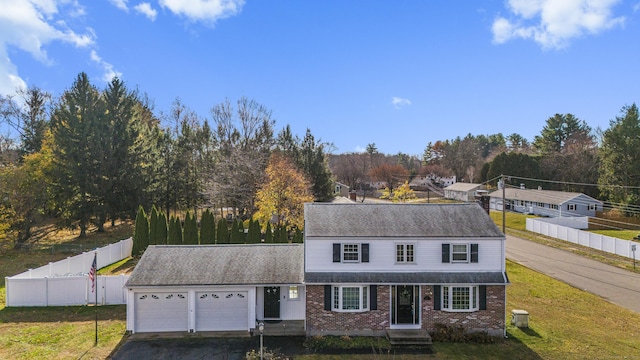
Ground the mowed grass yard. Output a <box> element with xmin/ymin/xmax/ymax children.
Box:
<box><xmin>1</xmin><ymin>218</ymin><xmax>640</xmax><ymax>359</ymax></box>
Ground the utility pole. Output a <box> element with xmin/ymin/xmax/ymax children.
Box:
<box><xmin>502</xmin><ymin>175</ymin><xmax>506</xmax><ymax>234</ymax></box>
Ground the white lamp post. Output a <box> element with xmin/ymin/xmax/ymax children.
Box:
<box><xmin>258</xmin><ymin>322</ymin><xmax>264</xmax><ymax>360</ymax></box>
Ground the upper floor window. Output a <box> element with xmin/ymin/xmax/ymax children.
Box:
<box><xmin>567</xmin><ymin>203</ymin><xmax>577</xmax><ymax>211</ymax></box>
<box><xmin>396</xmin><ymin>243</ymin><xmax>415</xmax><ymax>263</ymax></box>
<box><xmin>442</xmin><ymin>243</ymin><xmax>478</xmax><ymax>263</ymax></box>
<box><xmin>333</xmin><ymin>243</ymin><xmax>370</xmax><ymax>263</ymax></box>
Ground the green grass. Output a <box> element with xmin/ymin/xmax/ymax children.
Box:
<box><xmin>489</xmin><ymin>210</ymin><xmax>536</xmax><ymax>231</ymax></box>
<box><xmin>590</xmin><ymin>229</ymin><xmax>640</xmax><ymax>241</ymax></box>
<box><xmin>2</xmin><ymin>216</ymin><xmax>640</xmax><ymax>359</ymax></box>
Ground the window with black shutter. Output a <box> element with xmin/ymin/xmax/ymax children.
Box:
<box><xmin>471</xmin><ymin>243</ymin><xmax>479</xmax><ymax>263</ymax></box>
<box><xmin>333</xmin><ymin>243</ymin><xmax>340</xmax><ymax>263</ymax></box>
<box><xmin>433</xmin><ymin>285</ymin><xmax>441</xmax><ymax>310</ymax></box>
<box><xmin>370</xmin><ymin>285</ymin><xmax>377</xmax><ymax>310</ymax></box>
<box><xmin>361</xmin><ymin>243</ymin><xmax>369</xmax><ymax>263</ymax></box>
<box><xmin>324</xmin><ymin>285</ymin><xmax>332</xmax><ymax>310</ymax></box>
<box><xmin>441</xmin><ymin>244</ymin><xmax>450</xmax><ymax>263</ymax></box>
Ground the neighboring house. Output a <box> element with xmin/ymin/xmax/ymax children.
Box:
<box><xmin>304</xmin><ymin>203</ymin><xmax>508</xmax><ymax>337</ymax></box>
<box><xmin>125</xmin><ymin>203</ymin><xmax>508</xmax><ymax>337</ymax></box>
<box><xmin>334</xmin><ymin>182</ymin><xmax>350</xmax><ymax>198</ymax></box>
<box><xmin>125</xmin><ymin>244</ymin><xmax>305</xmax><ymax>333</ymax></box>
<box><xmin>488</xmin><ymin>188</ymin><xmax>603</xmax><ymax>218</ymax></box>
<box><xmin>444</xmin><ymin>183</ymin><xmax>486</xmax><ymax>202</ymax></box>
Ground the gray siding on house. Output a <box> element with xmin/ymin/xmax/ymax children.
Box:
<box><xmin>488</xmin><ymin>188</ymin><xmax>602</xmax><ymax>217</ymax></box>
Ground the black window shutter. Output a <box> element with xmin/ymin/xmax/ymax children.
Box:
<box><xmin>471</xmin><ymin>243</ymin><xmax>479</xmax><ymax>263</ymax></box>
<box><xmin>433</xmin><ymin>285</ymin><xmax>441</xmax><ymax>310</ymax></box>
<box><xmin>479</xmin><ymin>285</ymin><xmax>487</xmax><ymax>310</ymax></box>
<box><xmin>324</xmin><ymin>285</ymin><xmax>332</xmax><ymax>310</ymax></box>
<box><xmin>369</xmin><ymin>285</ymin><xmax>377</xmax><ymax>310</ymax></box>
<box><xmin>361</xmin><ymin>243</ymin><xmax>369</xmax><ymax>263</ymax></box>
<box><xmin>333</xmin><ymin>243</ymin><xmax>341</xmax><ymax>263</ymax></box>
<box><xmin>441</xmin><ymin>244</ymin><xmax>450</xmax><ymax>263</ymax></box>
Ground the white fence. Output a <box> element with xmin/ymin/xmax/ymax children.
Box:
<box><xmin>5</xmin><ymin>238</ymin><xmax>132</xmax><ymax>307</ymax></box>
<box><xmin>526</xmin><ymin>218</ymin><xmax>638</xmax><ymax>259</ymax></box>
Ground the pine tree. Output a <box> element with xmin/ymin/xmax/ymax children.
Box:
<box><xmin>157</xmin><ymin>210</ymin><xmax>168</xmax><ymax>245</ymax></box>
<box><xmin>149</xmin><ymin>205</ymin><xmax>159</xmax><ymax>245</ymax></box>
<box><xmin>230</xmin><ymin>220</ymin><xmax>241</xmax><ymax>243</ymax></box>
<box><xmin>168</xmin><ymin>216</ymin><xmax>183</xmax><ymax>245</ymax></box>
<box><xmin>293</xmin><ymin>227</ymin><xmax>303</xmax><ymax>243</ymax></box>
<box><xmin>216</xmin><ymin>218</ymin><xmax>229</xmax><ymax>244</ymax></box>
<box><xmin>183</xmin><ymin>211</ymin><xmax>198</xmax><ymax>245</ymax></box>
<box><xmin>264</xmin><ymin>222</ymin><xmax>274</xmax><ymax>243</ymax></box>
<box><xmin>200</xmin><ymin>209</ymin><xmax>215</xmax><ymax>244</ymax></box>
<box><xmin>133</xmin><ymin>206</ymin><xmax>149</xmax><ymax>256</ymax></box>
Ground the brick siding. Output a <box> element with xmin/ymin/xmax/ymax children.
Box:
<box><xmin>306</xmin><ymin>284</ymin><xmax>506</xmax><ymax>337</ymax></box>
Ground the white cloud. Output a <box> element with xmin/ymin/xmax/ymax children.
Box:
<box><xmin>634</xmin><ymin>2</ymin><xmax>640</xmax><ymax>12</ymax></box>
<box><xmin>108</xmin><ymin>0</ymin><xmax>129</xmax><ymax>11</ymax></box>
<box><xmin>159</xmin><ymin>0</ymin><xmax>245</xmax><ymax>24</ymax></box>
<box><xmin>135</xmin><ymin>3</ymin><xmax>157</xmax><ymax>21</ymax></box>
<box><xmin>0</xmin><ymin>0</ymin><xmax>94</xmax><ymax>95</ymax></box>
<box><xmin>90</xmin><ymin>50</ymin><xmax>121</xmax><ymax>83</ymax></box>
<box><xmin>492</xmin><ymin>0</ymin><xmax>625</xmax><ymax>49</ymax></box>
<box><xmin>391</xmin><ymin>97</ymin><xmax>412</xmax><ymax>109</ymax></box>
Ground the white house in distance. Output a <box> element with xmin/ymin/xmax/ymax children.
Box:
<box><xmin>488</xmin><ymin>187</ymin><xmax>603</xmax><ymax>217</ymax></box>
<box><xmin>125</xmin><ymin>203</ymin><xmax>508</xmax><ymax>337</ymax></box>
<box><xmin>444</xmin><ymin>183</ymin><xmax>486</xmax><ymax>202</ymax></box>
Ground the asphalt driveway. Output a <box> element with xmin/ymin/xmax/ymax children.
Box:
<box><xmin>110</xmin><ymin>336</ymin><xmax>307</xmax><ymax>360</ymax></box>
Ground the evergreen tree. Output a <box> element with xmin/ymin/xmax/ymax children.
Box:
<box><xmin>230</xmin><ymin>219</ymin><xmax>241</xmax><ymax>243</ymax></box>
<box><xmin>293</xmin><ymin>227</ymin><xmax>303</xmax><ymax>243</ymax></box>
<box><xmin>200</xmin><ymin>209</ymin><xmax>215</xmax><ymax>244</ymax></box>
<box><xmin>183</xmin><ymin>211</ymin><xmax>198</xmax><ymax>244</ymax></box>
<box><xmin>157</xmin><ymin>210</ymin><xmax>168</xmax><ymax>245</ymax></box>
<box><xmin>149</xmin><ymin>205</ymin><xmax>159</xmax><ymax>245</ymax></box>
<box><xmin>599</xmin><ymin>104</ymin><xmax>640</xmax><ymax>212</ymax></box>
<box><xmin>168</xmin><ymin>216</ymin><xmax>183</xmax><ymax>245</ymax></box>
<box><xmin>50</xmin><ymin>72</ymin><xmax>104</xmax><ymax>237</ymax></box>
<box><xmin>133</xmin><ymin>206</ymin><xmax>149</xmax><ymax>256</ymax></box>
<box><xmin>216</xmin><ymin>218</ymin><xmax>229</xmax><ymax>244</ymax></box>
<box><xmin>264</xmin><ymin>222</ymin><xmax>274</xmax><ymax>243</ymax></box>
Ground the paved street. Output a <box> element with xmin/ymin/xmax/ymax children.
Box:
<box><xmin>506</xmin><ymin>235</ymin><xmax>640</xmax><ymax>313</ymax></box>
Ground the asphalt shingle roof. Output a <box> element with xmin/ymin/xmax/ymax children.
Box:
<box><xmin>444</xmin><ymin>183</ymin><xmax>484</xmax><ymax>192</ymax></box>
<box><xmin>304</xmin><ymin>203</ymin><xmax>504</xmax><ymax>238</ymax></box>
<box><xmin>305</xmin><ymin>271</ymin><xmax>509</xmax><ymax>284</ymax></box>
<box><xmin>125</xmin><ymin>244</ymin><xmax>304</xmax><ymax>287</ymax></box>
<box><xmin>488</xmin><ymin>188</ymin><xmax>602</xmax><ymax>205</ymax></box>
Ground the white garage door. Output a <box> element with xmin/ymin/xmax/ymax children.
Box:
<box><xmin>196</xmin><ymin>291</ymin><xmax>248</xmax><ymax>331</ymax></box>
<box><xmin>135</xmin><ymin>292</ymin><xmax>188</xmax><ymax>332</ymax></box>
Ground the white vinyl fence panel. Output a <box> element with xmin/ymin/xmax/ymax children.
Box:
<box><xmin>526</xmin><ymin>218</ymin><xmax>638</xmax><ymax>260</ymax></box>
<box><xmin>5</xmin><ymin>238</ymin><xmax>132</xmax><ymax>307</ymax></box>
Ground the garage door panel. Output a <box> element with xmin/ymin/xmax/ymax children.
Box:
<box><xmin>135</xmin><ymin>292</ymin><xmax>188</xmax><ymax>332</ymax></box>
<box><xmin>196</xmin><ymin>291</ymin><xmax>248</xmax><ymax>331</ymax></box>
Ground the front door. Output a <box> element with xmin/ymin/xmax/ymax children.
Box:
<box><xmin>263</xmin><ymin>287</ymin><xmax>280</xmax><ymax>319</ymax></box>
<box><xmin>392</xmin><ymin>285</ymin><xmax>420</xmax><ymax>326</ymax></box>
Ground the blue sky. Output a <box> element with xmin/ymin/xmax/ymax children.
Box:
<box><xmin>1</xmin><ymin>1</ymin><xmax>639</xmax><ymax>156</ymax></box>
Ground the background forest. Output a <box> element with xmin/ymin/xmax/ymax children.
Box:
<box><xmin>1</xmin><ymin>73</ymin><xmax>639</xmax><ymax>248</ymax></box>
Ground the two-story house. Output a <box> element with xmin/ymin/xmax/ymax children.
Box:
<box><xmin>304</xmin><ymin>203</ymin><xmax>508</xmax><ymax>337</ymax></box>
<box><xmin>124</xmin><ymin>203</ymin><xmax>508</xmax><ymax>337</ymax></box>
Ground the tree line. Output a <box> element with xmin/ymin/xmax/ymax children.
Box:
<box><xmin>0</xmin><ymin>73</ymin><xmax>332</xmax><ymax>247</ymax></box>
<box><xmin>330</xmin><ymin>106</ymin><xmax>640</xmax><ymax>214</ymax></box>
<box><xmin>132</xmin><ymin>205</ymin><xmax>302</xmax><ymax>256</ymax></box>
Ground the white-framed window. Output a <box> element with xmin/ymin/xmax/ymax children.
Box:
<box><xmin>442</xmin><ymin>286</ymin><xmax>478</xmax><ymax>312</ymax></box>
<box><xmin>343</xmin><ymin>244</ymin><xmax>360</xmax><ymax>262</ymax></box>
<box><xmin>332</xmin><ymin>286</ymin><xmax>369</xmax><ymax>312</ymax></box>
<box><xmin>288</xmin><ymin>286</ymin><xmax>299</xmax><ymax>300</ymax></box>
<box><xmin>551</xmin><ymin>204</ymin><xmax>559</xmax><ymax>210</ymax></box>
<box><xmin>588</xmin><ymin>203</ymin><xmax>596</xmax><ymax>211</ymax></box>
<box><xmin>396</xmin><ymin>243</ymin><xmax>415</xmax><ymax>263</ymax></box>
<box><xmin>451</xmin><ymin>244</ymin><xmax>469</xmax><ymax>262</ymax></box>
<box><xmin>567</xmin><ymin>203</ymin><xmax>577</xmax><ymax>211</ymax></box>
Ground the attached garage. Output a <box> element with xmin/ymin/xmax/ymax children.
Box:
<box><xmin>134</xmin><ymin>292</ymin><xmax>188</xmax><ymax>332</ymax></box>
<box><xmin>195</xmin><ymin>291</ymin><xmax>248</xmax><ymax>331</ymax></box>
<box><xmin>125</xmin><ymin>244</ymin><xmax>304</xmax><ymax>334</ymax></box>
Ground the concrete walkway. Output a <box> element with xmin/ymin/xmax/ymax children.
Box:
<box><xmin>506</xmin><ymin>234</ymin><xmax>640</xmax><ymax>313</ymax></box>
